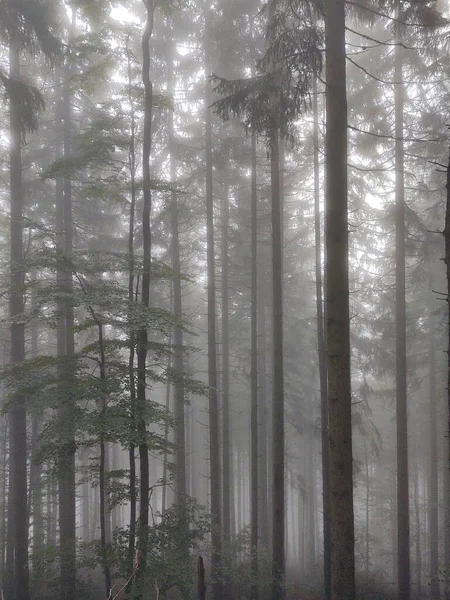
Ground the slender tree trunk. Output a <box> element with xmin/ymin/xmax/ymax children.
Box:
<box><xmin>204</xmin><ymin>9</ymin><xmax>222</xmax><ymax>598</ymax></box>
<box><xmin>96</xmin><ymin>321</ymin><xmax>112</xmax><ymax>596</ymax></box>
<box><xmin>30</xmin><ymin>414</ymin><xmax>43</xmax><ymax>564</ymax></box>
<box><xmin>100</xmin><ymin>438</ymin><xmax>112</xmax><ymax>595</ymax></box>
<box><xmin>413</xmin><ymin>452</ymin><xmax>421</xmax><ymax>599</ymax></box>
<box><xmin>104</xmin><ymin>444</ymin><xmax>112</xmax><ymax>545</ymax></box>
<box><xmin>57</xmin><ymin>50</ymin><xmax>77</xmax><ymax>600</ymax></box>
<box><xmin>82</xmin><ymin>463</ymin><xmax>90</xmax><ymax>544</ymax></box>
<box><xmin>258</xmin><ymin>289</ymin><xmax>269</xmax><ymax>552</ymax></box>
<box><xmin>126</xmin><ymin>38</ymin><xmax>138</xmax><ymax>583</ymax></box>
<box><xmin>162</xmin><ymin>340</ymin><xmax>172</xmax><ymax>514</ymax></box>
<box><xmin>135</xmin><ymin>0</ymin><xmax>155</xmax><ymax>586</ymax></box>
<box><xmin>5</xmin><ymin>444</ymin><xmax>15</xmax><ymax>597</ymax></box>
<box><xmin>307</xmin><ymin>431</ymin><xmax>316</xmax><ymax>573</ymax></box>
<box><xmin>324</xmin><ymin>2</ymin><xmax>356</xmax><ymax>599</ymax></box>
<box><xmin>45</xmin><ymin>468</ymin><xmax>52</xmax><ymax>548</ymax></box>
<box><xmin>395</xmin><ymin>39</ymin><xmax>411</xmax><ymax>600</ymax></box>
<box><xmin>270</xmin><ymin>125</ymin><xmax>285</xmax><ymax>600</ymax></box>
<box><xmin>391</xmin><ymin>467</ymin><xmax>398</xmax><ymax>585</ymax></box>
<box><xmin>237</xmin><ymin>449</ymin><xmax>242</xmax><ymax>535</ymax></box>
<box><xmin>221</xmin><ymin>174</ymin><xmax>232</xmax><ymax>600</ymax></box>
<box><xmin>364</xmin><ymin>438</ymin><xmax>370</xmax><ymax>585</ymax></box>
<box><xmin>428</xmin><ymin>290</ymin><xmax>440</xmax><ymax>599</ymax></box>
<box><xmin>313</xmin><ymin>75</ymin><xmax>331</xmax><ymax>600</ymax></box>
<box><xmin>168</xmin><ymin>45</ymin><xmax>186</xmax><ymax>504</ymax></box>
<box><xmin>30</xmin><ymin>293</ymin><xmax>44</xmax><ymax>566</ymax></box>
<box><xmin>444</xmin><ymin>145</ymin><xmax>450</xmax><ymax>600</ymax></box>
<box><xmin>250</xmin><ymin>133</ymin><xmax>259</xmax><ymax>600</ymax></box>
<box><xmin>0</xmin><ymin>418</ymin><xmax>7</xmax><ymax>582</ymax></box>
<box><xmin>111</xmin><ymin>444</ymin><xmax>119</xmax><ymax>533</ymax></box>
<box><xmin>9</xmin><ymin>34</ymin><xmax>30</xmax><ymax>600</ymax></box>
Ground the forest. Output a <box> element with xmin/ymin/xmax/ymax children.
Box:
<box><xmin>1</xmin><ymin>0</ymin><xmax>450</xmax><ymax>599</ymax></box>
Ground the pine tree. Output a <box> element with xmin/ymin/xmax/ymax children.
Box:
<box><xmin>204</xmin><ymin>8</ymin><xmax>222</xmax><ymax>597</ymax></box>
<box><xmin>2</xmin><ymin>3</ymin><xmax>59</xmax><ymax>598</ymax></box>
<box><xmin>324</xmin><ymin>1</ymin><xmax>356</xmax><ymax>599</ymax></box>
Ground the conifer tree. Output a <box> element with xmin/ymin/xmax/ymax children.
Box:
<box><xmin>324</xmin><ymin>1</ymin><xmax>356</xmax><ymax>598</ymax></box>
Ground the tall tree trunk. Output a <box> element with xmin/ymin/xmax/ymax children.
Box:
<box><xmin>364</xmin><ymin>438</ymin><xmax>370</xmax><ymax>585</ymax></box>
<box><xmin>9</xmin><ymin>34</ymin><xmax>30</xmax><ymax>600</ymax></box>
<box><xmin>307</xmin><ymin>430</ymin><xmax>316</xmax><ymax>573</ymax></box>
<box><xmin>168</xmin><ymin>42</ymin><xmax>186</xmax><ymax>504</ymax></box>
<box><xmin>81</xmin><ymin>460</ymin><xmax>90</xmax><ymax>544</ymax></box>
<box><xmin>258</xmin><ymin>288</ymin><xmax>269</xmax><ymax>551</ymax></box>
<box><xmin>162</xmin><ymin>338</ymin><xmax>172</xmax><ymax>514</ymax></box>
<box><xmin>313</xmin><ymin>75</ymin><xmax>331</xmax><ymax>600</ymax></box>
<box><xmin>428</xmin><ymin>289</ymin><xmax>440</xmax><ymax>599</ymax></box>
<box><xmin>57</xmin><ymin>47</ymin><xmax>77</xmax><ymax>600</ymax></box>
<box><xmin>96</xmin><ymin>320</ymin><xmax>112</xmax><ymax>596</ymax></box>
<box><xmin>0</xmin><ymin>417</ymin><xmax>7</xmax><ymax>582</ymax></box>
<box><xmin>5</xmin><ymin>439</ymin><xmax>15</xmax><ymax>597</ymax></box>
<box><xmin>221</xmin><ymin>175</ymin><xmax>232</xmax><ymax>600</ymax></box>
<box><xmin>270</xmin><ymin>125</ymin><xmax>285</xmax><ymax>600</ymax></box>
<box><xmin>237</xmin><ymin>449</ymin><xmax>242</xmax><ymax>535</ymax></box>
<box><xmin>324</xmin><ymin>2</ymin><xmax>356</xmax><ymax>599</ymax></box>
<box><xmin>444</xmin><ymin>145</ymin><xmax>450</xmax><ymax>600</ymax></box>
<box><xmin>126</xmin><ymin>37</ymin><xmax>138</xmax><ymax>582</ymax></box>
<box><xmin>30</xmin><ymin>290</ymin><xmax>44</xmax><ymax>567</ymax></box>
<box><xmin>395</xmin><ymin>39</ymin><xmax>411</xmax><ymax>600</ymax></box>
<box><xmin>135</xmin><ymin>0</ymin><xmax>155</xmax><ymax>586</ymax></box>
<box><xmin>204</xmin><ymin>9</ymin><xmax>222</xmax><ymax>599</ymax></box>
<box><xmin>30</xmin><ymin>414</ymin><xmax>43</xmax><ymax>566</ymax></box>
<box><xmin>250</xmin><ymin>133</ymin><xmax>259</xmax><ymax>600</ymax></box>
<box><xmin>413</xmin><ymin>451</ymin><xmax>421</xmax><ymax>599</ymax></box>
<box><xmin>111</xmin><ymin>444</ymin><xmax>119</xmax><ymax>533</ymax></box>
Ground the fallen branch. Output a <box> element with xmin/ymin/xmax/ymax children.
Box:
<box><xmin>107</xmin><ymin>552</ymin><xmax>141</xmax><ymax>600</ymax></box>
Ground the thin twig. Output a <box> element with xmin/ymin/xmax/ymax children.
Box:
<box><xmin>107</xmin><ymin>564</ymin><xmax>140</xmax><ymax>600</ymax></box>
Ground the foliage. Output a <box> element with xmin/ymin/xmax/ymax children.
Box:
<box><xmin>111</xmin><ymin>500</ymin><xmax>210</xmax><ymax>599</ymax></box>
<box><xmin>212</xmin><ymin>1</ymin><xmax>322</xmax><ymax>142</ymax></box>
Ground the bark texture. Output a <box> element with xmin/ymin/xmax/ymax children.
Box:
<box><xmin>324</xmin><ymin>2</ymin><xmax>356</xmax><ymax>599</ymax></box>
<box><xmin>205</xmin><ymin>10</ymin><xmax>222</xmax><ymax>598</ymax></box>
<box><xmin>313</xmin><ymin>75</ymin><xmax>331</xmax><ymax>600</ymax></box>
<box><xmin>57</xmin><ymin>53</ymin><xmax>77</xmax><ymax>600</ymax></box>
<box><xmin>394</xmin><ymin>40</ymin><xmax>411</xmax><ymax>600</ymax></box>
<box><xmin>136</xmin><ymin>0</ymin><xmax>155</xmax><ymax>587</ymax></box>
<box><xmin>251</xmin><ymin>133</ymin><xmax>259</xmax><ymax>600</ymax></box>
<box><xmin>270</xmin><ymin>128</ymin><xmax>285</xmax><ymax>600</ymax></box>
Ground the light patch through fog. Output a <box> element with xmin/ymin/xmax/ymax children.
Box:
<box><xmin>110</xmin><ymin>5</ymin><xmax>140</xmax><ymax>24</ymax></box>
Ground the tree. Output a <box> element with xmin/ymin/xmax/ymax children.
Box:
<box><xmin>312</xmin><ymin>74</ymin><xmax>331</xmax><ymax>600</ymax></box>
<box><xmin>2</xmin><ymin>3</ymin><xmax>59</xmax><ymax>598</ymax></box>
<box><xmin>324</xmin><ymin>1</ymin><xmax>356</xmax><ymax>599</ymax></box>
<box><xmin>250</xmin><ymin>131</ymin><xmax>259</xmax><ymax>600</ymax></box>
<box><xmin>135</xmin><ymin>0</ymin><xmax>156</xmax><ymax>590</ymax></box>
<box><xmin>56</xmin><ymin>14</ymin><xmax>77</xmax><ymax>599</ymax></box>
<box><xmin>270</xmin><ymin>113</ymin><xmax>284</xmax><ymax>600</ymax></box>
<box><xmin>204</xmin><ymin>8</ymin><xmax>222</xmax><ymax>598</ymax></box>
<box><xmin>168</xmin><ymin>34</ymin><xmax>186</xmax><ymax>506</ymax></box>
<box><xmin>445</xmin><ymin>143</ymin><xmax>450</xmax><ymax>600</ymax></box>
<box><xmin>428</xmin><ymin>279</ymin><xmax>439</xmax><ymax>599</ymax></box>
<box><xmin>394</xmin><ymin>37</ymin><xmax>410</xmax><ymax>600</ymax></box>
<box><xmin>9</xmin><ymin>33</ymin><xmax>30</xmax><ymax>600</ymax></box>
<box><xmin>212</xmin><ymin>5</ymin><xmax>321</xmax><ymax>596</ymax></box>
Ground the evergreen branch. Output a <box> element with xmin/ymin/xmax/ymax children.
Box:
<box><xmin>0</xmin><ymin>70</ymin><xmax>45</xmax><ymax>138</ymax></box>
<box><xmin>345</xmin><ymin>0</ymin><xmax>448</xmax><ymax>28</ymax></box>
<box><xmin>345</xmin><ymin>26</ymin><xmax>418</xmax><ymax>49</ymax></box>
<box><xmin>348</xmin><ymin>124</ymin><xmax>444</xmax><ymax>143</ymax></box>
<box><xmin>346</xmin><ymin>56</ymin><xmax>396</xmax><ymax>85</ymax></box>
